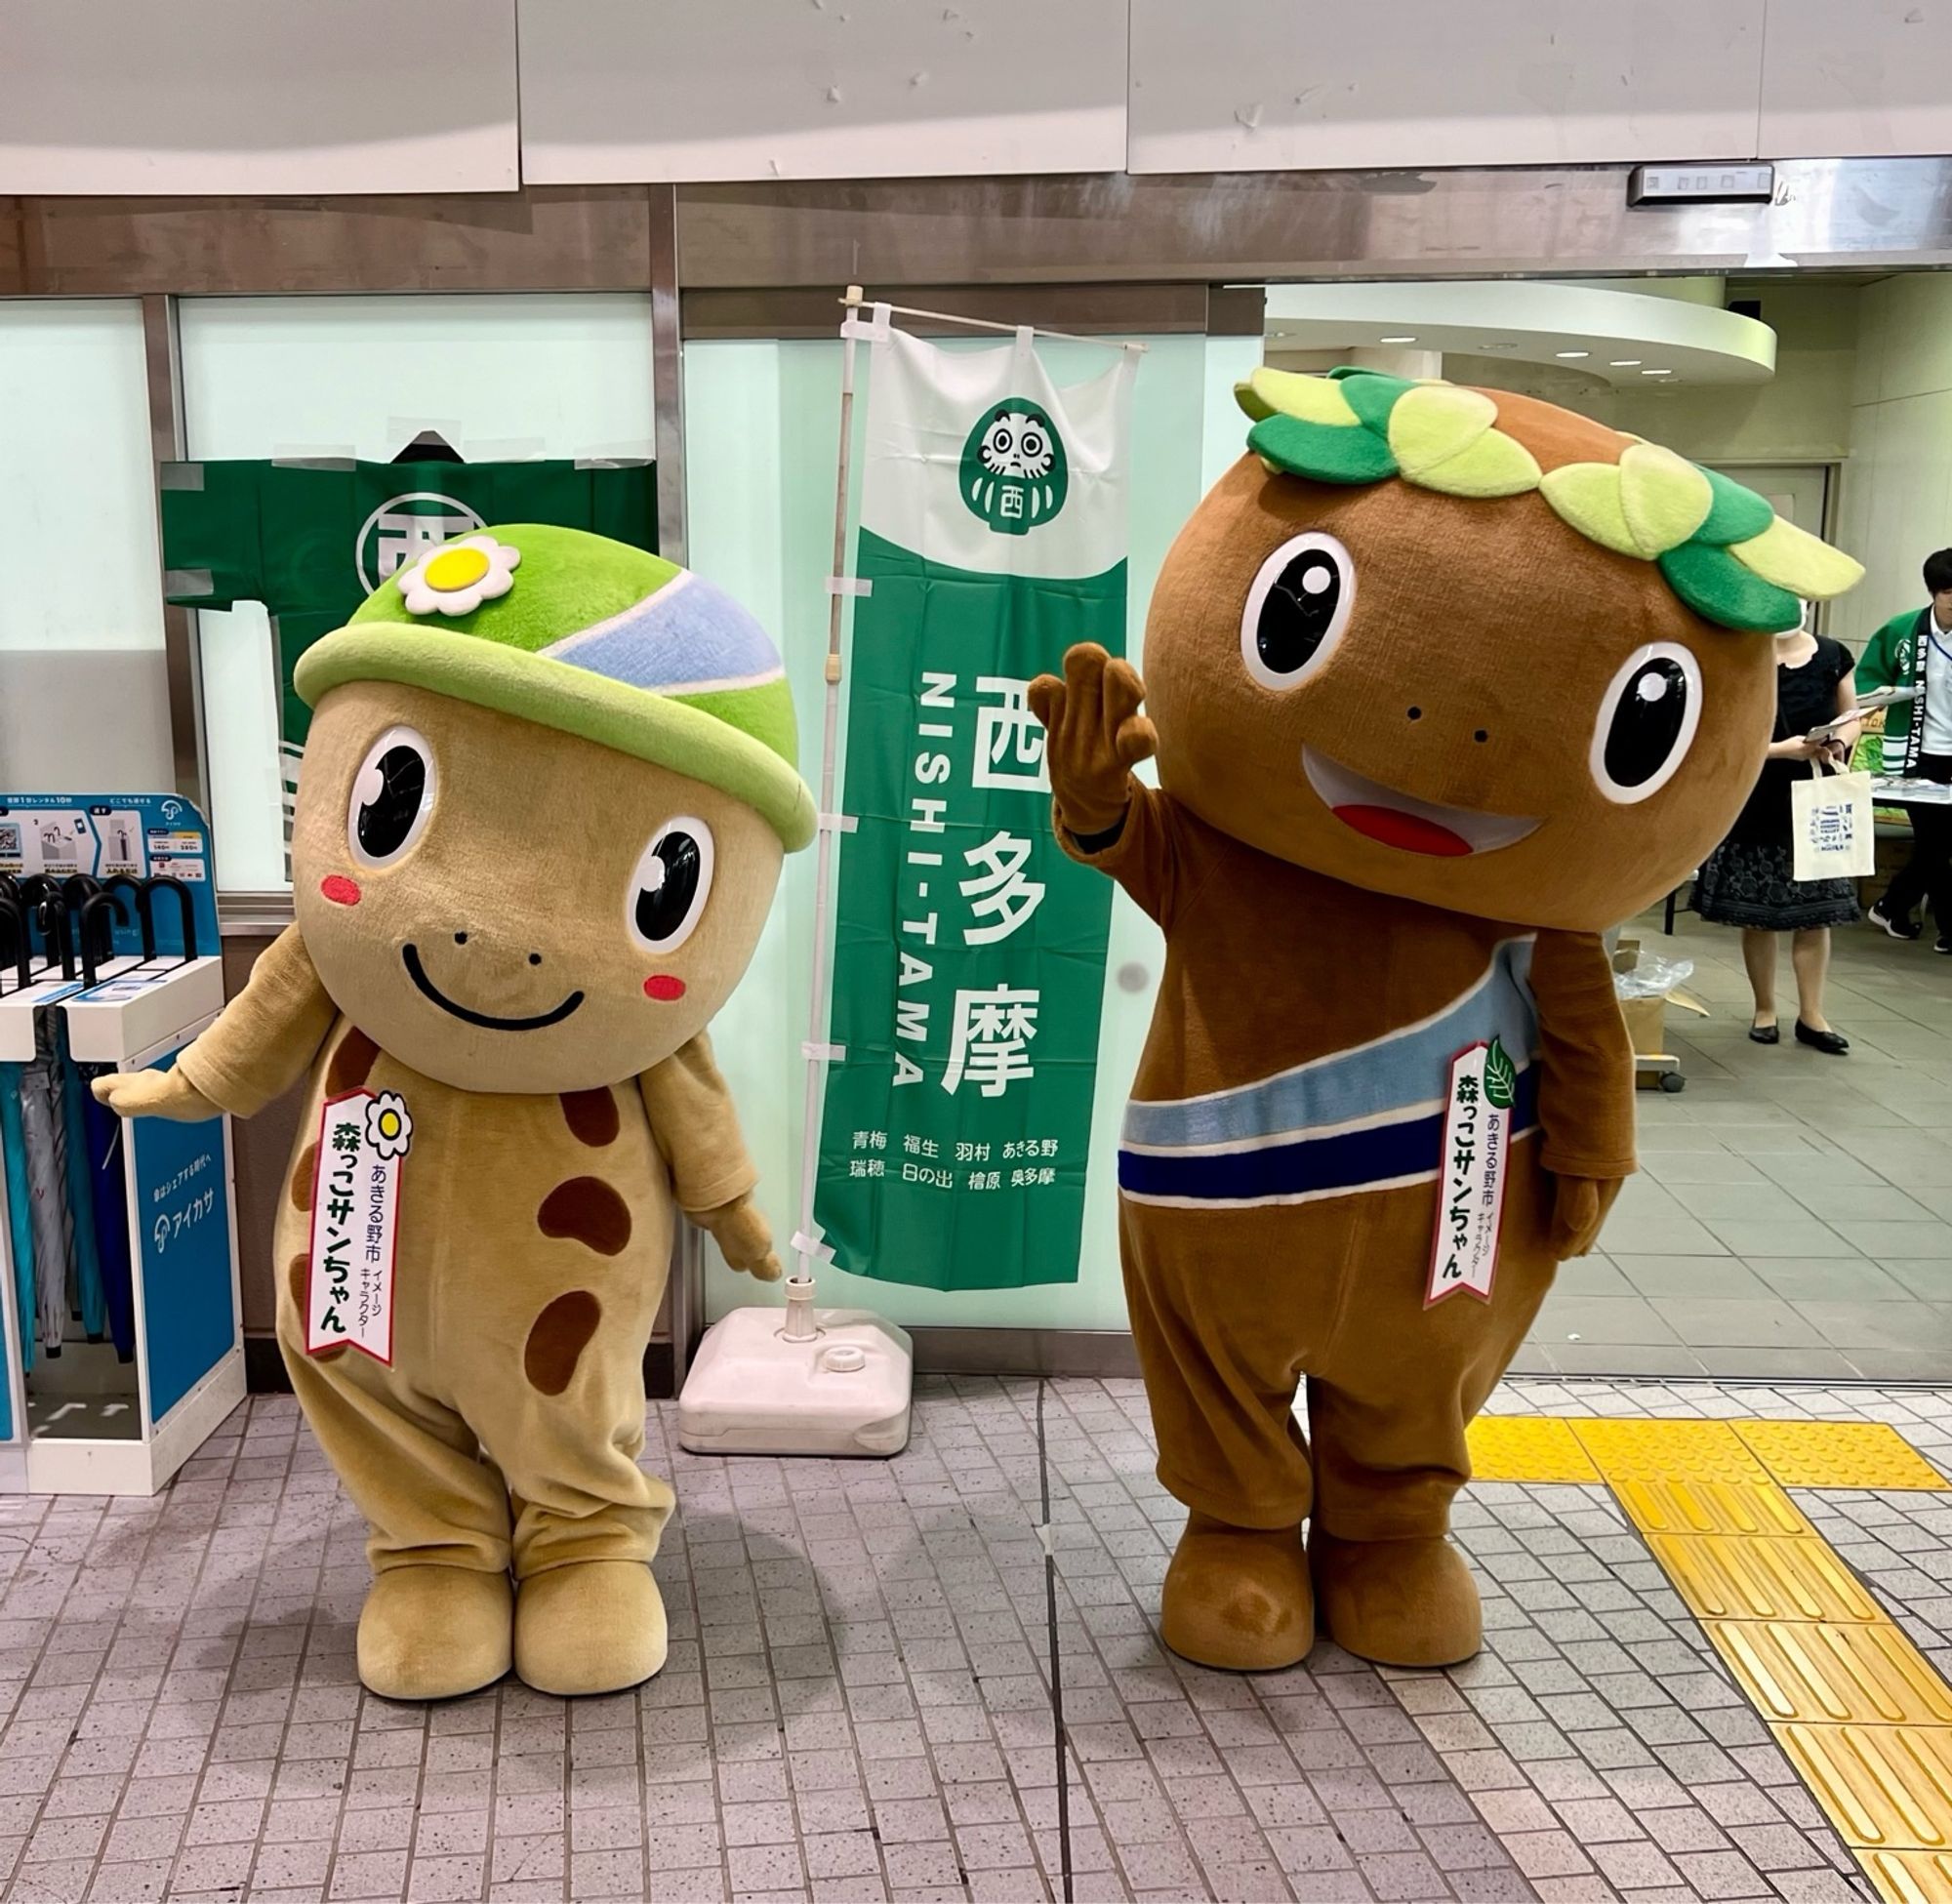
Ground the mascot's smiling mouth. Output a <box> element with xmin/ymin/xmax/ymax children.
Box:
<box><xmin>1301</xmin><ymin>749</ymin><xmax>1540</xmax><ymax>858</ymax></box>
<box><xmin>401</xmin><ymin>944</ymin><xmax>586</xmax><ymax>1032</ymax></box>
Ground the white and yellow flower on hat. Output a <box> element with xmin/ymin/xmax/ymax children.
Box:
<box><xmin>396</xmin><ymin>535</ymin><xmax>521</xmax><ymax>618</ymax></box>
<box><xmin>364</xmin><ymin>1091</ymin><xmax>413</xmax><ymax>1160</ymax></box>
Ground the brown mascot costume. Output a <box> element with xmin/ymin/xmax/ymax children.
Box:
<box><xmin>98</xmin><ymin>526</ymin><xmax>810</xmax><ymax>1701</ymax></box>
<box><xmin>1030</xmin><ymin>369</ymin><xmax>1862</xmax><ymax>1672</ymax></box>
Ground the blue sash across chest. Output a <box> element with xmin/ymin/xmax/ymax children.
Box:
<box><xmin>1118</xmin><ymin>937</ymin><xmax>1541</xmax><ymax>1209</ymax></box>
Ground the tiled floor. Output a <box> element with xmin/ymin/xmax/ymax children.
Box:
<box><xmin>7</xmin><ymin>909</ymin><xmax>1952</xmax><ymax>1903</ymax></box>
<box><xmin>1522</xmin><ymin>904</ymin><xmax>1952</xmax><ymax>1384</ymax></box>
<box><xmin>4</xmin><ymin>1376</ymin><xmax>1950</xmax><ymax>1904</ymax></box>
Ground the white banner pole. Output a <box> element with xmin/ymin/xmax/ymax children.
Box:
<box><xmin>788</xmin><ymin>285</ymin><xmax>872</xmax><ymax>1311</ymax></box>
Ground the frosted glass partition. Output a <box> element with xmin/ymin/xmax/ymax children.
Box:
<box><xmin>0</xmin><ymin>301</ymin><xmax>171</xmax><ymax>791</ymax></box>
<box><xmin>179</xmin><ymin>293</ymin><xmax>657</xmax><ymax>892</ymax></box>
<box><xmin>688</xmin><ymin>332</ymin><xmax>1258</xmax><ymax>1331</ymax></box>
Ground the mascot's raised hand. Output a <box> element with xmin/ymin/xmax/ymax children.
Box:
<box><xmin>1028</xmin><ymin>643</ymin><xmax>1156</xmax><ymax>838</ymax></box>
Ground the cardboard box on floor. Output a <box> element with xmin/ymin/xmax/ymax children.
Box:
<box><xmin>1612</xmin><ymin>935</ymin><xmax>1710</xmax><ymax>1088</ymax></box>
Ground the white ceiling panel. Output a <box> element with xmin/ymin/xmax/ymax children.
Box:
<box><xmin>1761</xmin><ymin>0</ymin><xmax>1952</xmax><ymax>158</ymax></box>
<box><xmin>0</xmin><ymin>0</ymin><xmax>518</xmax><ymax>196</ymax></box>
<box><xmin>1127</xmin><ymin>0</ymin><xmax>1766</xmax><ymax>174</ymax></box>
<box><xmin>518</xmin><ymin>0</ymin><xmax>1126</xmax><ymax>183</ymax></box>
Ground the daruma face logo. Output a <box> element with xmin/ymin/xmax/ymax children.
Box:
<box><xmin>961</xmin><ymin>400</ymin><xmax>1068</xmax><ymax>536</ymax></box>
<box><xmin>354</xmin><ymin>493</ymin><xmax>486</xmax><ymax>592</ymax></box>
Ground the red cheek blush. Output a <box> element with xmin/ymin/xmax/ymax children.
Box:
<box><xmin>644</xmin><ymin>974</ymin><xmax>686</xmax><ymax>1001</ymax></box>
<box><xmin>320</xmin><ymin>875</ymin><xmax>362</xmax><ymax>907</ymax></box>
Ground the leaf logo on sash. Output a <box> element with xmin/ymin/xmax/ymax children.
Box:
<box><xmin>960</xmin><ymin>399</ymin><xmax>1069</xmax><ymax>537</ymax></box>
<box><xmin>1483</xmin><ymin>1036</ymin><xmax>1517</xmax><ymax>1112</ymax></box>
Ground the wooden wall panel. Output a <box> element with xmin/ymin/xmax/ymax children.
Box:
<box><xmin>0</xmin><ymin>188</ymin><xmax>652</xmax><ymax>297</ymax></box>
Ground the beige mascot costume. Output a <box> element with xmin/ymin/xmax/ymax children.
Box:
<box><xmin>99</xmin><ymin>526</ymin><xmax>811</xmax><ymax>1700</ymax></box>
<box><xmin>1030</xmin><ymin>370</ymin><xmax>1862</xmax><ymax>1673</ymax></box>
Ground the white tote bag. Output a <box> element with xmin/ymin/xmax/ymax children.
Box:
<box><xmin>1790</xmin><ymin>756</ymin><xmax>1876</xmax><ymax>881</ymax></box>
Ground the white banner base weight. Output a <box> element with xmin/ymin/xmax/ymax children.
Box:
<box><xmin>676</xmin><ymin>1306</ymin><xmax>913</xmax><ymax>1459</ymax></box>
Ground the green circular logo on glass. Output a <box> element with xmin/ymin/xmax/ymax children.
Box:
<box><xmin>960</xmin><ymin>400</ymin><xmax>1068</xmax><ymax>537</ymax></box>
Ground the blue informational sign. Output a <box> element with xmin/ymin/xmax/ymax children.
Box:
<box><xmin>132</xmin><ymin>1049</ymin><xmax>234</xmax><ymax>1424</ymax></box>
<box><xmin>0</xmin><ymin>793</ymin><xmax>218</xmax><ymax>960</ymax></box>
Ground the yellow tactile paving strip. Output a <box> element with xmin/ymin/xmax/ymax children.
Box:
<box><xmin>1734</xmin><ymin>1419</ymin><xmax>1952</xmax><ymax>1492</ymax></box>
<box><xmin>1463</xmin><ymin>1414</ymin><xmax>1600</xmax><ymax>1483</ymax></box>
<box><xmin>1466</xmin><ymin>1414</ymin><xmax>1952</xmax><ymax>1902</ymax></box>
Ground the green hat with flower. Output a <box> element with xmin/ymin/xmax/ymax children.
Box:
<box><xmin>295</xmin><ymin>523</ymin><xmax>815</xmax><ymax>849</ymax></box>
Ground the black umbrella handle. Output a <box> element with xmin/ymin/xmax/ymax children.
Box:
<box><xmin>144</xmin><ymin>876</ymin><xmax>198</xmax><ymax>963</ymax></box>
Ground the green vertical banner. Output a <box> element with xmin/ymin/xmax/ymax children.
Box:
<box><xmin>158</xmin><ymin>458</ymin><xmax>656</xmax><ymax>866</ymax></box>
<box><xmin>815</xmin><ymin>325</ymin><xmax>1138</xmax><ymax>1290</ymax></box>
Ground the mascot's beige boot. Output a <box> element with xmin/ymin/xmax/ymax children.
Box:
<box><xmin>358</xmin><ymin>1565</ymin><xmax>513</xmax><ymax>1701</ymax></box>
<box><xmin>515</xmin><ymin>1560</ymin><xmax>668</xmax><ymax>1696</ymax></box>
<box><xmin>1159</xmin><ymin>1513</ymin><xmax>1315</xmax><ymax>1672</ymax></box>
<box><xmin>1312</xmin><ymin>1531</ymin><xmax>1482</xmax><ymax>1669</ymax></box>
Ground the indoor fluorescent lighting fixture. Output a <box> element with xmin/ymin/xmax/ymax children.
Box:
<box><xmin>1555</xmin><ymin>350</ymin><xmax>1590</xmax><ymax>359</ymax></box>
<box><xmin>1379</xmin><ymin>335</ymin><xmax>1417</xmax><ymax>344</ymax></box>
<box><xmin>1610</xmin><ymin>359</ymin><xmax>1642</xmax><ymax>367</ymax></box>
<box><xmin>1641</xmin><ymin>368</ymin><xmax>1673</xmax><ymax>377</ymax></box>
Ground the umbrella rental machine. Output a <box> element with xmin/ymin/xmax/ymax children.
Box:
<box><xmin>0</xmin><ymin>793</ymin><xmax>243</xmax><ymax>1495</ymax></box>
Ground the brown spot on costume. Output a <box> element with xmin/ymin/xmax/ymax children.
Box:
<box><xmin>325</xmin><ymin>1026</ymin><xmax>380</xmax><ymax>1095</ymax></box>
<box><xmin>560</xmin><ymin>1087</ymin><xmax>621</xmax><ymax>1148</ymax></box>
<box><xmin>525</xmin><ymin>1292</ymin><xmax>602</xmax><ymax>1395</ymax></box>
<box><xmin>289</xmin><ymin>1141</ymin><xmax>318</xmax><ymax>1212</ymax></box>
<box><xmin>538</xmin><ymin>1178</ymin><xmax>632</xmax><ymax>1256</ymax></box>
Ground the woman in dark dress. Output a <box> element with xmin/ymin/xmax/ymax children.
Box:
<box><xmin>1692</xmin><ymin>613</ymin><xmax>1861</xmax><ymax>1054</ymax></box>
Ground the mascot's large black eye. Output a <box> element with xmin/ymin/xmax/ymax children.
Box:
<box><xmin>346</xmin><ymin>727</ymin><xmax>436</xmax><ymax>867</ymax></box>
<box><xmin>1590</xmin><ymin>644</ymin><xmax>1703</xmax><ymax>805</ymax></box>
<box><xmin>626</xmin><ymin>817</ymin><xmax>716</xmax><ymax>956</ymax></box>
<box><xmin>1240</xmin><ymin>531</ymin><xmax>1355</xmax><ymax>691</ymax></box>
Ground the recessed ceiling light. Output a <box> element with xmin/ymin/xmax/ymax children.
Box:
<box><xmin>1609</xmin><ymin>359</ymin><xmax>1642</xmax><ymax>367</ymax></box>
<box><xmin>1641</xmin><ymin>367</ymin><xmax>1673</xmax><ymax>377</ymax></box>
<box><xmin>1379</xmin><ymin>335</ymin><xmax>1417</xmax><ymax>344</ymax></box>
<box><xmin>1555</xmin><ymin>349</ymin><xmax>1591</xmax><ymax>359</ymax></box>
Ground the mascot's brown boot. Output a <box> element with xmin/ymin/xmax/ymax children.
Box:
<box><xmin>515</xmin><ymin>1560</ymin><xmax>668</xmax><ymax>1696</ymax></box>
<box><xmin>358</xmin><ymin>1564</ymin><xmax>512</xmax><ymax>1701</ymax></box>
<box><xmin>1159</xmin><ymin>1513</ymin><xmax>1315</xmax><ymax>1672</ymax></box>
<box><xmin>1312</xmin><ymin>1531</ymin><xmax>1482</xmax><ymax>1668</ymax></box>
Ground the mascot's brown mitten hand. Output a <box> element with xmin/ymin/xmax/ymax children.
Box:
<box><xmin>1028</xmin><ymin>642</ymin><xmax>1156</xmax><ymax>838</ymax></box>
<box><xmin>1548</xmin><ymin>1175</ymin><xmax>1622</xmax><ymax>1259</ymax></box>
<box><xmin>697</xmin><ymin>1194</ymin><xmax>785</xmax><ymax>1281</ymax></box>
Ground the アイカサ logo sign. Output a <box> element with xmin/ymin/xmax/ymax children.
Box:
<box><xmin>960</xmin><ymin>400</ymin><xmax>1068</xmax><ymax>536</ymax></box>
<box><xmin>354</xmin><ymin>493</ymin><xmax>486</xmax><ymax>592</ymax></box>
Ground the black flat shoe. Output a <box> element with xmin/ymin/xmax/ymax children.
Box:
<box><xmin>1795</xmin><ymin>1020</ymin><xmax>1850</xmax><ymax>1055</ymax></box>
<box><xmin>1749</xmin><ymin>1022</ymin><xmax>1779</xmax><ymax>1044</ymax></box>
